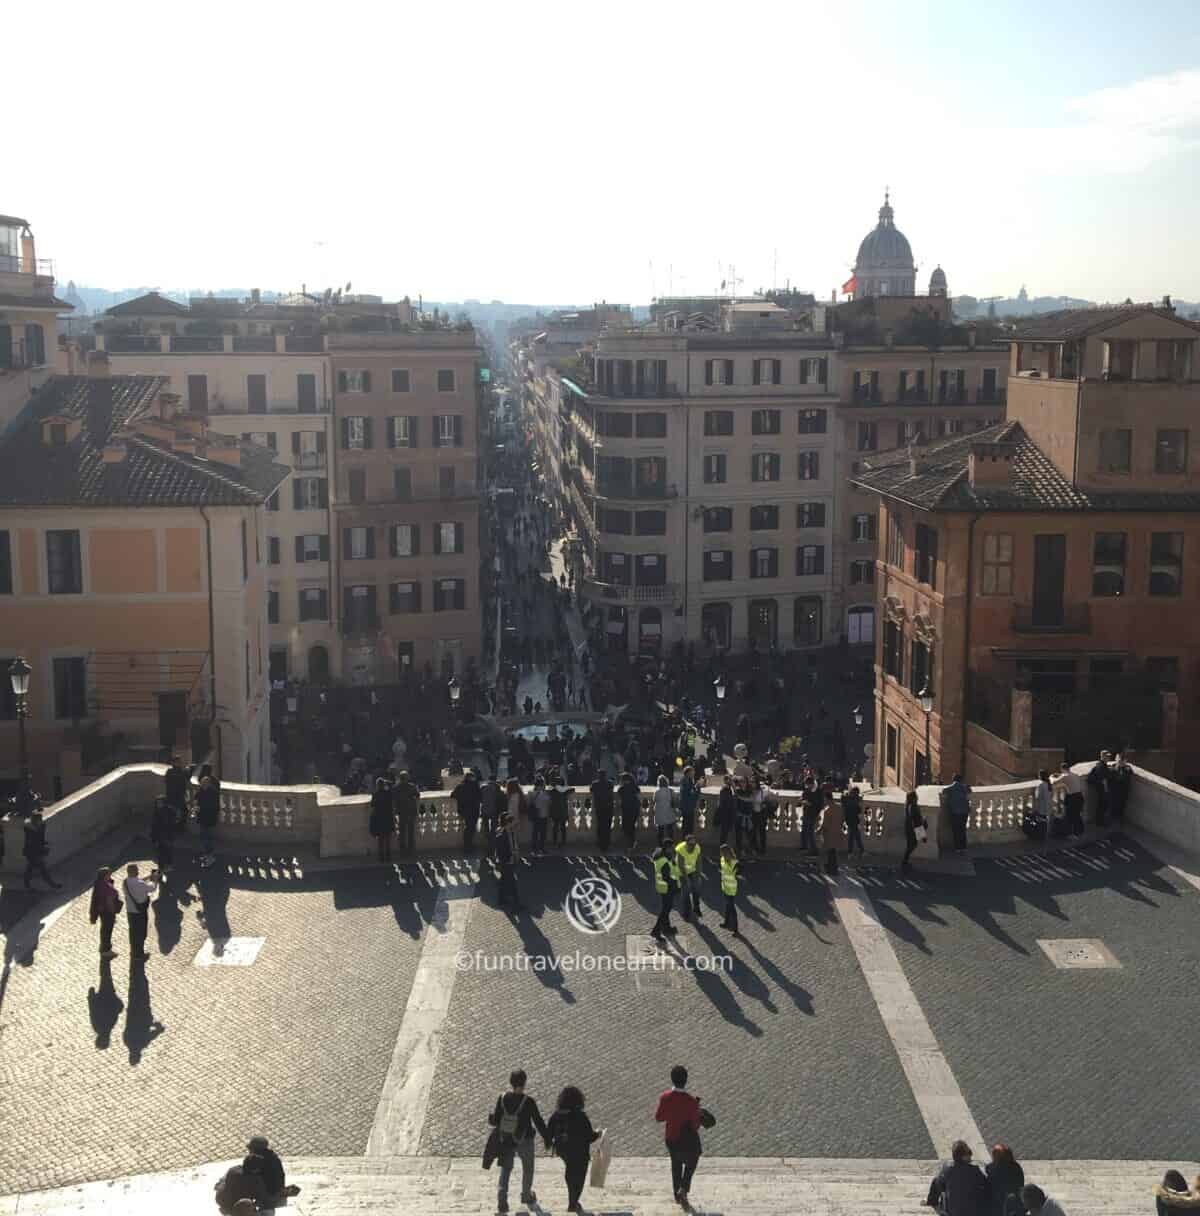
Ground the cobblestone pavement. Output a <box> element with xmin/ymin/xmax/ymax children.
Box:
<box><xmin>869</xmin><ymin>833</ymin><xmax>1200</xmax><ymax>1160</ymax></box>
<box><xmin>419</xmin><ymin>854</ymin><xmax>933</xmax><ymax>1160</ymax></box>
<box><xmin>0</xmin><ymin>848</ymin><xmax>438</xmax><ymax>1195</ymax></box>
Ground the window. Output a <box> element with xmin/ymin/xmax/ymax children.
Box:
<box><xmin>704</xmin><ymin>358</ymin><xmax>734</xmax><ymax>386</ymax></box>
<box><xmin>299</xmin><ymin>587</ymin><xmax>328</xmax><ymax>620</ymax></box>
<box><xmin>797</xmin><ymin>502</ymin><xmax>826</xmax><ymax>529</ymax></box>
<box><xmin>187</xmin><ymin>374</ymin><xmax>208</xmax><ymax>412</ymax></box>
<box><xmin>1149</xmin><ymin>532</ymin><xmax>1183</xmax><ymax>596</ymax></box>
<box><xmin>797</xmin><ymin>451</ymin><xmax>820</xmax><ymax>480</ymax></box>
<box><xmin>887</xmin><ymin>514</ymin><xmax>905</xmax><ymax>569</ymax></box>
<box><xmin>48</xmin><ymin>422</ymin><xmax>67</xmax><ymax>446</ymax></box>
<box><xmin>635</xmin><ymin>412</ymin><xmax>667</xmax><ymax>438</ymax></box>
<box><xmin>914</xmin><ymin>524</ymin><xmax>938</xmax><ymax>588</ymax></box>
<box><xmin>849</xmin><ymin>558</ymin><xmax>874</xmax><ymax>585</ymax></box>
<box><xmin>794</xmin><ymin>597</ymin><xmax>822</xmax><ymax>645</ymax></box>
<box><xmin>751</xmin><ymin>452</ymin><xmax>780</xmax><ymax>482</ymax></box>
<box><xmin>886</xmin><ymin>723</ymin><xmax>898</xmax><ymax>772</ymax></box>
<box><xmin>751</xmin><ymin>409</ymin><xmax>781</xmax><ymax>435</ymax></box>
<box><xmin>53</xmin><ymin>656</ymin><xmax>87</xmax><ymax>720</ymax></box>
<box><xmin>268</xmin><ymin>536</ymin><xmax>281</xmax><ymax>566</ymax></box>
<box><xmin>901</xmin><ymin>420</ymin><xmax>925</xmax><ymax>446</ymax></box>
<box><xmin>434</xmin><ymin>522</ymin><xmax>465</xmax><ymax>555</ymax></box>
<box><xmin>349</xmin><ymin>468</ymin><xmax>366</xmax><ymax>504</ymax></box>
<box><xmin>0</xmin><ymin>530</ymin><xmax>10</xmax><ymax>594</ymax></box>
<box><xmin>342</xmin><ymin>416</ymin><xmax>373</xmax><ymax>450</ymax></box>
<box><xmin>296</xmin><ymin>534</ymin><xmax>329</xmax><ymax>563</ymax></box>
<box><xmin>851</xmin><ymin>513</ymin><xmax>877</xmax><ymax>544</ymax></box>
<box><xmin>241</xmin><ymin>520</ymin><xmax>249</xmax><ymax>582</ymax></box>
<box><xmin>635</xmin><ymin>510</ymin><xmax>667</xmax><ymax>536</ymax></box>
<box><xmin>337</xmin><ymin>370</ymin><xmax>372</xmax><ymax>393</ymax></box>
<box><xmin>344</xmin><ymin>526</ymin><xmax>374</xmax><ymax>560</ymax></box>
<box><xmin>750</xmin><ymin>547</ymin><xmax>778</xmax><ymax>578</ymax></box>
<box><xmin>46</xmin><ymin>530</ymin><xmax>82</xmax><ymax>594</ymax></box>
<box><xmin>883</xmin><ymin>620</ymin><xmax>902</xmax><ymax>679</ymax></box>
<box><xmin>1098</xmin><ymin>428</ymin><xmax>1132</xmax><ymax>474</ymax></box>
<box><xmin>1146</xmin><ymin>656</ymin><xmax>1180</xmax><ymax>692</ymax></box>
<box><xmin>434</xmin><ymin>578</ymin><xmax>466</xmax><ymax>610</ymax></box>
<box><xmin>344</xmin><ymin>584</ymin><xmax>379</xmax><ymax>631</ymax></box>
<box><xmin>247</xmin><ymin>374</ymin><xmax>267</xmax><ymax>411</ymax></box>
<box><xmin>910</xmin><ymin>639</ymin><xmax>934</xmax><ymax>696</ymax></box>
<box><xmin>597</xmin><ymin>412</ymin><xmax>633</xmax><ymax>437</ymax></box>
<box><xmin>799</xmin><ymin>357</ymin><xmax>828</xmax><ymax>385</ymax></box>
<box><xmin>1156</xmin><ymin>429</ymin><xmax>1189</xmax><ymax>474</ymax></box>
<box><xmin>297</xmin><ymin>373</ymin><xmax>318</xmax><ymax>413</ymax></box>
<box><xmin>394</xmin><ymin>467</ymin><xmax>412</xmax><ymax>501</ymax></box>
<box><xmin>635</xmin><ymin>553</ymin><xmax>666</xmax><ymax>585</ymax></box>
<box><xmin>390</xmin><ymin>524</ymin><xmax>419</xmax><ymax>557</ymax></box>
<box><xmin>600</xmin><ymin>552</ymin><xmax>631</xmax><ymax>585</ymax></box>
<box><xmin>852</xmin><ymin>370</ymin><xmax>879</xmax><ymax>402</ymax></box>
<box><xmin>703</xmin><ymin>507</ymin><xmax>732</xmax><ymax>533</ymax></box>
<box><xmin>796</xmin><ymin>544</ymin><xmax>825</xmax><ymax>576</ymax></box>
<box><xmin>981</xmin><ymin>533</ymin><xmax>1013</xmax><ymax>595</ymax></box>
<box><xmin>847</xmin><ymin>604</ymin><xmax>875</xmax><ymax>645</ymax></box>
<box><xmin>753</xmin><ymin>358</ymin><xmax>782</xmax><ymax>386</ymax></box>
<box><xmin>703</xmin><ymin>410</ymin><xmax>733</xmax><ymax>436</ymax></box>
<box><xmin>937</xmin><ymin>418</ymin><xmax>964</xmax><ymax>438</ymax></box>
<box><xmin>597</xmin><ymin>455</ymin><xmax>632</xmax><ymax>495</ymax></box>
<box><xmin>267</xmin><ymin>589</ymin><xmax>280</xmax><ymax>625</ymax></box>
<box><xmin>438</xmin><ymin>465</ymin><xmax>456</xmax><ymax>497</ymax></box>
<box><xmin>599</xmin><ymin>508</ymin><xmax>632</xmax><ymax>534</ymax></box>
<box><xmin>437</xmin><ymin>369</ymin><xmax>456</xmax><ymax>392</ymax></box>
<box><xmin>387</xmin><ymin>416</ymin><xmax>418</xmax><ymax>448</ymax></box>
<box><xmin>391</xmin><ymin>369</ymin><xmax>411</xmax><ymax>393</ymax></box>
<box><xmin>390</xmin><ymin>581</ymin><xmax>421</xmax><ymax>614</ymax></box>
<box><xmin>798</xmin><ymin>408</ymin><xmax>827</xmax><ymax>434</ymax></box>
<box><xmin>937</xmin><ymin>368</ymin><xmax>966</xmax><ymax>403</ymax></box>
<box><xmin>703</xmin><ymin>550</ymin><xmax>732</xmax><ymax>581</ymax></box>
<box><xmin>703</xmin><ymin>453</ymin><xmax>727</xmax><ymax>484</ymax></box>
<box><xmin>435</xmin><ymin>414</ymin><xmax>464</xmax><ymax>447</ymax></box>
<box><xmin>634</xmin><ymin>457</ymin><xmax>666</xmax><ymax>495</ymax></box>
<box><xmin>750</xmin><ymin>504</ymin><xmax>779</xmax><ymax>531</ymax></box>
<box><xmin>291</xmin><ymin>430</ymin><xmax>325</xmax><ymax>468</ymax></box>
<box><xmin>1092</xmin><ymin>532</ymin><xmax>1126</xmax><ymax>596</ymax></box>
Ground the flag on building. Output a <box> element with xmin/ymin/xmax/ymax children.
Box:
<box><xmin>841</xmin><ymin>275</ymin><xmax>857</xmax><ymax>297</ymax></box>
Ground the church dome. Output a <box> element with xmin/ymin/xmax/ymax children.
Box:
<box><xmin>929</xmin><ymin>265</ymin><xmax>947</xmax><ymax>295</ymax></box>
<box><xmin>855</xmin><ymin>193</ymin><xmax>914</xmax><ymax>271</ymax></box>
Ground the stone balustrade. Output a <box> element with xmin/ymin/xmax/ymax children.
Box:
<box><xmin>1</xmin><ymin>759</ymin><xmax>1189</xmax><ymax>877</ymax></box>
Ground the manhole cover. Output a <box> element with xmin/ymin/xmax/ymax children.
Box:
<box><xmin>1037</xmin><ymin>938</ymin><xmax>1120</xmax><ymax>969</ymax></box>
<box><xmin>194</xmin><ymin>936</ymin><xmax>265</xmax><ymax>967</ymax></box>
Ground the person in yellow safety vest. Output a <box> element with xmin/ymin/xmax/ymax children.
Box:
<box><xmin>650</xmin><ymin>838</ymin><xmax>680</xmax><ymax>943</ymax></box>
<box><xmin>674</xmin><ymin>835</ymin><xmax>703</xmax><ymax>921</ymax></box>
<box><xmin>719</xmin><ymin>844</ymin><xmax>740</xmax><ymax>934</ymax></box>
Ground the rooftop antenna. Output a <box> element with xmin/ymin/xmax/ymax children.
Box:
<box><xmin>773</xmin><ymin>249</ymin><xmax>778</xmax><ymax>293</ymax></box>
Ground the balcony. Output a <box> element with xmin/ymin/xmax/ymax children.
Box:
<box><xmin>852</xmin><ymin>386</ymin><xmax>882</xmax><ymax>404</ymax></box>
<box><xmin>233</xmin><ymin>335</ymin><xmax>275</xmax><ymax>352</ymax></box>
<box><xmin>594</xmin><ymin>483</ymin><xmax>676</xmax><ymax>501</ymax></box>
<box><xmin>294</xmin><ymin>451</ymin><xmax>327</xmax><ymax>471</ymax></box>
<box><xmin>172</xmin><ymin>335</ymin><xmax>223</xmax><ymax>353</ymax></box>
<box><xmin>898</xmin><ymin>388</ymin><xmax>930</xmax><ymax>404</ymax></box>
<box><xmin>1011</xmin><ymin>603</ymin><xmax>1091</xmax><ymax>634</ymax></box>
<box><xmin>285</xmin><ymin>334</ymin><xmax>324</xmax><ymax>353</ymax></box>
<box><xmin>581</xmin><ymin>578</ymin><xmax>679</xmax><ymax>604</ymax></box>
<box><xmin>935</xmin><ymin>388</ymin><xmax>968</xmax><ymax>405</ymax></box>
<box><xmin>107</xmin><ymin>334</ymin><xmax>162</xmax><ymax>353</ymax></box>
<box><xmin>976</xmin><ymin>388</ymin><xmax>1006</xmax><ymax>406</ymax></box>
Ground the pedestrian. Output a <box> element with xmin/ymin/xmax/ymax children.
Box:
<box><xmin>678</xmin><ymin>766</ymin><xmax>699</xmax><ymax>837</ymax></box>
<box><xmin>122</xmin><ymin>863</ymin><xmax>160</xmax><ymax>962</ymax></box>
<box><xmin>800</xmin><ymin>778</ymin><xmax>822</xmax><ymax>856</ymax></box>
<box><xmin>244</xmin><ymin>1136</ymin><xmax>302</xmax><ymax>1206</ymax></box>
<box><xmin>842</xmin><ymin>784</ymin><xmax>865</xmax><ymax>860</ymax></box>
<box><xmin>1055</xmin><ymin>763</ymin><xmax>1084</xmax><ymax>838</ymax></box>
<box><xmin>451</xmin><ymin>768</ymin><xmax>482</xmax><ymax>853</ymax></box>
<box><xmin>750</xmin><ymin>782</ymin><xmax>768</xmax><ymax>855</ymax></box>
<box><xmin>89</xmin><ymin>866</ymin><xmax>122</xmax><ymax>959</ymax></box>
<box><xmin>529</xmin><ymin>776</ymin><xmax>550</xmax><ymax>856</ymax></box>
<box><xmin>618</xmin><ymin>771</ymin><xmax>641</xmax><ymax>850</ymax></box>
<box><xmin>650</xmin><ymin>839</ymin><xmax>679</xmax><ymax>942</ymax></box>
<box><xmin>984</xmin><ymin>1143</ymin><xmax>1025</xmax><ymax>1216</ymax></box>
<box><xmin>1087</xmin><ymin>751</ymin><xmax>1111</xmax><ymax>827</ymax></box>
<box><xmin>941</xmin><ymin>773</ymin><xmax>973</xmax><ymax>854</ymax></box>
<box><xmin>655</xmin><ymin>1064</ymin><xmax>703</xmax><ymax>1209</ymax></box>
<box><xmin>164</xmin><ymin>755</ymin><xmax>191</xmax><ymax>832</ymax></box>
<box><xmin>925</xmin><ymin>1140</ymin><xmax>988</xmax><ymax>1216</ymax></box>
<box><xmin>1153</xmin><ymin>1170</ymin><xmax>1198</xmax><ymax>1215</ymax></box>
<box><xmin>674</xmin><ymin>833</ymin><xmax>702</xmax><ymax>921</ymax></box>
<box><xmin>1108</xmin><ymin>752</ymin><xmax>1132</xmax><ymax>821</ymax></box>
<box><xmin>590</xmin><ymin>771</ymin><xmax>614</xmax><ymax>851</ymax></box>
<box><xmin>653</xmin><ymin>774</ymin><xmax>677</xmax><ymax>845</ymax></box>
<box><xmin>902</xmin><ymin>790</ymin><xmax>924</xmax><ymax>870</ymax></box>
<box><xmin>549</xmin><ymin>774</ymin><xmax>570</xmax><ymax>849</ymax></box>
<box><xmin>393</xmin><ymin>770</ymin><xmax>421</xmax><ymax>855</ymax></box>
<box><xmin>820</xmin><ymin>789</ymin><xmax>843</xmax><ymax>877</ymax></box>
<box><xmin>214</xmin><ymin>1154</ymin><xmax>271</xmax><ymax>1215</ymax></box>
<box><xmin>494</xmin><ymin>812</ymin><xmax>522</xmax><ymax>911</ymax></box>
<box><xmin>370</xmin><ymin>777</ymin><xmax>396</xmax><ymax>863</ymax></box>
<box><xmin>490</xmin><ymin>1068</ymin><xmax>549</xmax><ymax>1214</ymax></box>
<box><xmin>1020</xmin><ymin>1183</ymin><xmax>1068</xmax><ymax>1216</ymax></box>
<box><xmin>718</xmin><ymin>844</ymin><xmax>740</xmax><ymax>933</ymax></box>
<box><xmin>480</xmin><ymin>775</ymin><xmax>502</xmax><ymax>858</ymax></box>
<box><xmin>22</xmin><ymin>807</ymin><xmax>61</xmax><ymax>889</ymax></box>
<box><xmin>195</xmin><ymin>773</ymin><xmax>221</xmax><ymax>867</ymax></box>
<box><xmin>150</xmin><ymin>795</ymin><xmax>176</xmax><ymax>874</ymax></box>
<box><xmin>715</xmin><ymin>776</ymin><xmax>736</xmax><ymax>847</ymax></box>
<box><xmin>545</xmin><ymin>1086</ymin><xmax>601</xmax><ymax>1215</ymax></box>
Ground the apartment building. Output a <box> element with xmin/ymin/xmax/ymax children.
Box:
<box><xmin>328</xmin><ymin>327</ymin><xmax>485</xmax><ymax>681</ymax></box>
<box><xmin>852</xmin><ymin>304</ymin><xmax>1200</xmax><ymax>787</ymax></box>
<box><xmin>0</xmin><ymin>355</ymin><xmax>288</xmax><ymax>795</ymax></box>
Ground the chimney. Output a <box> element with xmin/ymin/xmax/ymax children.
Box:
<box><xmin>968</xmin><ymin>442</ymin><xmax>1018</xmax><ymax>488</ymax></box>
<box><xmin>85</xmin><ymin>350</ymin><xmax>113</xmax><ymax>440</ymax></box>
<box><xmin>101</xmin><ymin>437</ymin><xmax>130</xmax><ymax>495</ymax></box>
<box><xmin>908</xmin><ymin>444</ymin><xmax>931</xmax><ymax>476</ymax></box>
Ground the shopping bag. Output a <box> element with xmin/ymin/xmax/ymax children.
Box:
<box><xmin>589</xmin><ymin>1129</ymin><xmax>612</xmax><ymax>1188</ymax></box>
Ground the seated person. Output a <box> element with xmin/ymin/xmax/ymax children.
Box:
<box><xmin>214</xmin><ymin>1155</ymin><xmax>269</xmax><ymax>1214</ymax></box>
<box><xmin>246</xmin><ymin>1135</ymin><xmax>301</xmax><ymax>1203</ymax></box>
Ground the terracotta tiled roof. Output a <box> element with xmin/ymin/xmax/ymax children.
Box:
<box><xmin>0</xmin><ymin>376</ymin><xmax>289</xmax><ymax>508</ymax></box>
<box><xmin>0</xmin><ymin>292</ymin><xmax>74</xmax><ymax>311</ymax></box>
<box><xmin>105</xmin><ymin>291</ymin><xmax>190</xmax><ymax>317</ymax></box>
<box><xmin>1009</xmin><ymin>305</ymin><xmax>1199</xmax><ymax>341</ymax></box>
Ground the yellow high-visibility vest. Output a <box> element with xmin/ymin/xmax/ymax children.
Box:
<box><xmin>675</xmin><ymin>841</ymin><xmax>701</xmax><ymax>875</ymax></box>
<box><xmin>720</xmin><ymin>856</ymin><xmax>739</xmax><ymax>896</ymax></box>
<box><xmin>653</xmin><ymin>853</ymin><xmax>678</xmax><ymax>893</ymax></box>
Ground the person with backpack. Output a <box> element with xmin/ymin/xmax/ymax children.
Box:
<box><xmin>490</xmin><ymin>1068</ymin><xmax>549</xmax><ymax>1214</ymax></box>
<box><xmin>545</xmin><ymin>1086</ymin><xmax>601</xmax><ymax>1215</ymax></box>
<box><xmin>655</xmin><ymin>1064</ymin><xmax>703</xmax><ymax>1210</ymax></box>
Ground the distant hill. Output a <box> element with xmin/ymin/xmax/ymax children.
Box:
<box><xmin>62</xmin><ymin>284</ymin><xmax>284</xmax><ymax>316</ymax></box>
<box><xmin>955</xmin><ymin>290</ymin><xmax>1200</xmax><ymax>321</ymax></box>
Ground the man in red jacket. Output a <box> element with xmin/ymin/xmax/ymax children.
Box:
<box><xmin>654</xmin><ymin>1064</ymin><xmax>702</xmax><ymax>1208</ymax></box>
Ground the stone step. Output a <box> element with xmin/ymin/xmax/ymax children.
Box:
<box><xmin>4</xmin><ymin>1156</ymin><xmax>1182</xmax><ymax>1215</ymax></box>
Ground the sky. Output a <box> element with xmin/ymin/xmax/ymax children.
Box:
<box><xmin>11</xmin><ymin>0</ymin><xmax>1200</xmax><ymax>306</ymax></box>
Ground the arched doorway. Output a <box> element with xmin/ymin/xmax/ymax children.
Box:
<box><xmin>701</xmin><ymin>602</ymin><xmax>731</xmax><ymax>651</ymax></box>
<box><xmin>748</xmin><ymin>599</ymin><xmax>777</xmax><ymax>648</ymax></box>
<box><xmin>307</xmin><ymin>644</ymin><xmax>330</xmax><ymax>683</ymax></box>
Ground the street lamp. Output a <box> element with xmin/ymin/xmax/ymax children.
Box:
<box><xmin>448</xmin><ymin>676</ymin><xmax>461</xmax><ymax>705</ymax></box>
<box><xmin>9</xmin><ymin>656</ymin><xmax>32</xmax><ymax>807</ymax></box>
<box><xmin>713</xmin><ymin>676</ymin><xmax>726</xmax><ymax>702</ymax></box>
<box><xmin>918</xmin><ymin>681</ymin><xmax>933</xmax><ymax>783</ymax></box>
<box><xmin>853</xmin><ymin>705</ymin><xmax>864</xmax><ymax>729</ymax></box>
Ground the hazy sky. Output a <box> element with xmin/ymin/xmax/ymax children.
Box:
<box><xmin>14</xmin><ymin>0</ymin><xmax>1200</xmax><ymax>305</ymax></box>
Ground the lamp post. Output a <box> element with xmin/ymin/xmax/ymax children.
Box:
<box><xmin>852</xmin><ymin>704</ymin><xmax>864</xmax><ymax>780</ymax></box>
<box><xmin>448</xmin><ymin>677</ymin><xmax>461</xmax><ymax>719</ymax></box>
<box><xmin>918</xmin><ymin>682</ymin><xmax>933</xmax><ymax>784</ymax></box>
<box><xmin>9</xmin><ymin>657</ymin><xmax>32</xmax><ymax>809</ymax></box>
